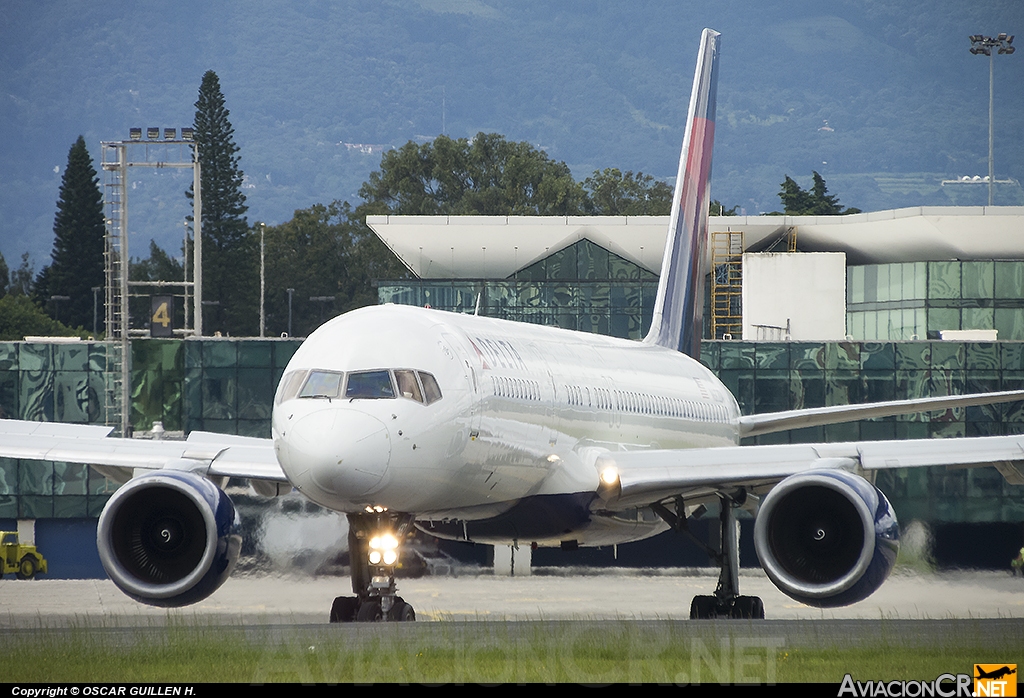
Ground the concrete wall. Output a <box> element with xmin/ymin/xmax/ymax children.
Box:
<box><xmin>742</xmin><ymin>252</ymin><xmax>847</xmax><ymax>341</ymax></box>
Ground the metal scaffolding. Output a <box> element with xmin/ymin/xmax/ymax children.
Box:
<box><xmin>101</xmin><ymin>133</ymin><xmax>202</xmax><ymax>435</ymax></box>
<box><xmin>710</xmin><ymin>231</ymin><xmax>744</xmax><ymax>340</ymax></box>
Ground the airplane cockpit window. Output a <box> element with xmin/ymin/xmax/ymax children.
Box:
<box><xmin>418</xmin><ymin>371</ymin><xmax>442</xmax><ymax>404</ymax></box>
<box><xmin>276</xmin><ymin>369</ymin><xmax>309</xmax><ymax>404</ymax></box>
<box><xmin>298</xmin><ymin>370</ymin><xmax>344</xmax><ymax>399</ymax></box>
<box><xmin>394</xmin><ymin>370</ymin><xmax>424</xmax><ymax>403</ymax></box>
<box><xmin>345</xmin><ymin>370</ymin><xmax>396</xmax><ymax>399</ymax></box>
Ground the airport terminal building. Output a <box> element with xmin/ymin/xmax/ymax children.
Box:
<box><xmin>1</xmin><ymin>206</ymin><xmax>1023</xmax><ymax>577</ymax></box>
<box><xmin>368</xmin><ymin>207</ymin><xmax>1024</xmax><ymax>345</ymax></box>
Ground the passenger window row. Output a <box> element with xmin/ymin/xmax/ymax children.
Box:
<box><xmin>560</xmin><ymin>382</ymin><xmax>728</xmax><ymax>422</ymax></box>
<box><xmin>491</xmin><ymin>376</ymin><xmax>541</xmax><ymax>401</ymax></box>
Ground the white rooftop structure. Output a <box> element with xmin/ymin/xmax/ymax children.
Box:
<box><xmin>366</xmin><ymin>206</ymin><xmax>1024</xmax><ymax>279</ymax></box>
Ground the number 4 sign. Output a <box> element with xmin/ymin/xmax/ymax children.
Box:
<box><xmin>151</xmin><ymin>296</ymin><xmax>173</xmax><ymax>337</ymax></box>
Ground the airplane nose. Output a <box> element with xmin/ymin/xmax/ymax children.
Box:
<box><xmin>285</xmin><ymin>408</ymin><xmax>392</xmax><ymax>499</ymax></box>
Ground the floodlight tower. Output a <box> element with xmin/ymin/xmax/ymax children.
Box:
<box><xmin>969</xmin><ymin>33</ymin><xmax>1016</xmax><ymax>206</ymax></box>
<box><xmin>101</xmin><ymin>127</ymin><xmax>201</xmax><ymax>435</ymax></box>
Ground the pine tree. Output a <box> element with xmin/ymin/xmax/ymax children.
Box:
<box><xmin>36</xmin><ymin>136</ymin><xmax>105</xmax><ymax>329</ymax></box>
<box><xmin>777</xmin><ymin>172</ymin><xmax>861</xmax><ymax>216</ymax></box>
<box><xmin>0</xmin><ymin>252</ymin><xmax>8</xmax><ymax>299</ymax></box>
<box><xmin>189</xmin><ymin>70</ymin><xmax>254</xmax><ymax>336</ymax></box>
<box><xmin>778</xmin><ymin>175</ymin><xmax>814</xmax><ymax>215</ymax></box>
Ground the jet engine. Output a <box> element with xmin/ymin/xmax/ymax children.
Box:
<box><xmin>96</xmin><ymin>470</ymin><xmax>242</xmax><ymax>607</ymax></box>
<box><xmin>753</xmin><ymin>468</ymin><xmax>899</xmax><ymax>608</ymax></box>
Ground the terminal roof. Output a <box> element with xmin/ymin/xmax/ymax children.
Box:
<box><xmin>366</xmin><ymin>207</ymin><xmax>1024</xmax><ymax>279</ymax></box>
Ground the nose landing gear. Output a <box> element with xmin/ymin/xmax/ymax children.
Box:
<box><xmin>329</xmin><ymin>510</ymin><xmax>417</xmax><ymax>622</ymax></box>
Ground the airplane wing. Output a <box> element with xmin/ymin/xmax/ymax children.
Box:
<box><xmin>737</xmin><ymin>389</ymin><xmax>1024</xmax><ymax>438</ymax></box>
<box><xmin>596</xmin><ymin>389</ymin><xmax>1024</xmax><ymax>509</ymax></box>
<box><xmin>0</xmin><ymin>419</ymin><xmax>287</xmax><ymax>484</ymax></box>
<box><xmin>597</xmin><ymin>433</ymin><xmax>1024</xmax><ymax>509</ymax></box>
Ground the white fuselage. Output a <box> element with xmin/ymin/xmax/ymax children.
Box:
<box><xmin>272</xmin><ymin>304</ymin><xmax>741</xmax><ymax>545</ymax></box>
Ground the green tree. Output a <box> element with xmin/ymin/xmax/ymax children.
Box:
<box><xmin>190</xmin><ymin>70</ymin><xmax>254</xmax><ymax>336</ymax></box>
<box><xmin>777</xmin><ymin>175</ymin><xmax>814</xmax><ymax>215</ymax></box>
<box><xmin>129</xmin><ymin>240</ymin><xmax>186</xmax><ymax>333</ymax></box>
<box><xmin>131</xmin><ymin>240</ymin><xmax>184</xmax><ymax>283</ymax></box>
<box><xmin>0</xmin><ymin>252</ymin><xmax>8</xmax><ymax>299</ymax></box>
<box><xmin>35</xmin><ymin>136</ymin><xmax>105</xmax><ymax>329</ymax></box>
<box><xmin>583</xmin><ymin>168</ymin><xmax>672</xmax><ymax>215</ymax></box>
<box><xmin>359</xmin><ymin>133</ymin><xmax>586</xmax><ymax>216</ymax></box>
<box><xmin>776</xmin><ymin>172</ymin><xmax>861</xmax><ymax>215</ymax></box>
<box><xmin>263</xmin><ymin>202</ymin><xmax>407</xmax><ymax>337</ymax></box>
<box><xmin>710</xmin><ymin>200</ymin><xmax>739</xmax><ymax>216</ymax></box>
<box><xmin>0</xmin><ymin>294</ymin><xmax>83</xmax><ymax>341</ymax></box>
<box><xmin>9</xmin><ymin>254</ymin><xmax>35</xmax><ymax>296</ymax></box>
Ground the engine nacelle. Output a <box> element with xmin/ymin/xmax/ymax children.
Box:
<box><xmin>97</xmin><ymin>470</ymin><xmax>242</xmax><ymax>607</ymax></box>
<box><xmin>753</xmin><ymin>468</ymin><xmax>899</xmax><ymax>608</ymax></box>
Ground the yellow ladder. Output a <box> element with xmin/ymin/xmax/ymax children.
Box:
<box><xmin>710</xmin><ymin>231</ymin><xmax>743</xmax><ymax>339</ymax></box>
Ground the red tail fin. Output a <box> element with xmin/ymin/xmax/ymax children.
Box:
<box><xmin>644</xmin><ymin>29</ymin><xmax>720</xmax><ymax>358</ymax></box>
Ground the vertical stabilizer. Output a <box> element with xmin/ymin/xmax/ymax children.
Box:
<box><xmin>644</xmin><ymin>29</ymin><xmax>720</xmax><ymax>358</ymax></box>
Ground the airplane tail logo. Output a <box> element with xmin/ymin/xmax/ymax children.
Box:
<box><xmin>644</xmin><ymin>28</ymin><xmax>720</xmax><ymax>358</ymax></box>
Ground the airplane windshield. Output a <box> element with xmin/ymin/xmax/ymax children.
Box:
<box><xmin>345</xmin><ymin>370</ymin><xmax>396</xmax><ymax>399</ymax></box>
<box><xmin>299</xmin><ymin>370</ymin><xmax>344</xmax><ymax>399</ymax></box>
<box><xmin>276</xmin><ymin>369</ymin><xmax>309</xmax><ymax>404</ymax></box>
<box><xmin>419</xmin><ymin>371</ymin><xmax>442</xmax><ymax>404</ymax></box>
<box><xmin>394</xmin><ymin>370</ymin><xmax>423</xmax><ymax>403</ymax></box>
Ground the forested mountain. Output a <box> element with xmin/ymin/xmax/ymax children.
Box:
<box><xmin>2</xmin><ymin>0</ymin><xmax>1021</xmax><ymax>267</ymax></box>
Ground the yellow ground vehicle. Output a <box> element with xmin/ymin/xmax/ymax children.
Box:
<box><xmin>0</xmin><ymin>532</ymin><xmax>47</xmax><ymax>580</ymax></box>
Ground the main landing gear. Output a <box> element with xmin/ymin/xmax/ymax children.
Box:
<box><xmin>653</xmin><ymin>491</ymin><xmax>765</xmax><ymax>620</ymax></box>
<box><xmin>329</xmin><ymin>510</ymin><xmax>417</xmax><ymax>622</ymax></box>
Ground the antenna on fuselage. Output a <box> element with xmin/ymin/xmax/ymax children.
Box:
<box><xmin>644</xmin><ymin>28</ymin><xmax>721</xmax><ymax>359</ymax></box>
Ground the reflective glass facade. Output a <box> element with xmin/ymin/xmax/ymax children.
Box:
<box><xmin>701</xmin><ymin>340</ymin><xmax>1024</xmax><ymax>523</ymax></box>
<box><xmin>379</xmin><ymin>239</ymin><xmax>660</xmax><ymax>340</ymax></box>
<box><xmin>181</xmin><ymin>339</ymin><xmax>300</xmax><ymax>437</ymax></box>
<box><xmin>848</xmin><ymin>261</ymin><xmax>1024</xmax><ymax>341</ymax></box>
<box><xmin>0</xmin><ymin>342</ymin><xmax>116</xmax><ymax>519</ymax></box>
<box><xmin>0</xmin><ymin>339</ymin><xmax>301</xmax><ymax>520</ymax></box>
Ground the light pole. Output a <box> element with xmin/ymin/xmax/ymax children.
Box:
<box><xmin>92</xmin><ymin>286</ymin><xmax>101</xmax><ymax>335</ymax></box>
<box><xmin>49</xmin><ymin>295</ymin><xmax>70</xmax><ymax>325</ymax></box>
<box><xmin>969</xmin><ymin>33</ymin><xmax>1015</xmax><ymax>206</ymax></box>
<box><xmin>286</xmin><ymin>288</ymin><xmax>295</xmax><ymax>336</ymax></box>
<box><xmin>201</xmin><ymin>300</ymin><xmax>220</xmax><ymax>335</ymax></box>
<box><xmin>310</xmin><ymin>295</ymin><xmax>335</xmax><ymax>327</ymax></box>
<box><xmin>259</xmin><ymin>222</ymin><xmax>266</xmax><ymax>338</ymax></box>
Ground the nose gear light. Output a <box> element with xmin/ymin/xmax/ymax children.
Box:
<box><xmin>368</xmin><ymin>531</ymin><xmax>400</xmax><ymax>567</ymax></box>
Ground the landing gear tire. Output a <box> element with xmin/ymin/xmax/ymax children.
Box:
<box><xmin>690</xmin><ymin>595</ymin><xmax>718</xmax><ymax>619</ymax></box>
<box><xmin>329</xmin><ymin>596</ymin><xmax>359</xmax><ymax>623</ymax></box>
<box><xmin>731</xmin><ymin>596</ymin><xmax>765</xmax><ymax>619</ymax></box>
<box><xmin>389</xmin><ymin>598</ymin><xmax>416</xmax><ymax>622</ymax></box>
<box><xmin>659</xmin><ymin>493</ymin><xmax>768</xmax><ymax>621</ymax></box>
<box><xmin>16</xmin><ymin>556</ymin><xmax>36</xmax><ymax>580</ymax></box>
<box><xmin>356</xmin><ymin>600</ymin><xmax>383</xmax><ymax>622</ymax></box>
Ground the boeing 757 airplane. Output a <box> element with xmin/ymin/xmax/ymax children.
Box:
<box><xmin>3</xmin><ymin>29</ymin><xmax>1024</xmax><ymax>620</ymax></box>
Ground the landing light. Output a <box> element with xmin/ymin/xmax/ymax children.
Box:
<box><xmin>601</xmin><ymin>467</ymin><xmax>620</xmax><ymax>486</ymax></box>
<box><xmin>368</xmin><ymin>531</ymin><xmax>400</xmax><ymax>567</ymax></box>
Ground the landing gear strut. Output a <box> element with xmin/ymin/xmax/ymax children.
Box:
<box><xmin>653</xmin><ymin>492</ymin><xmax>765</xmax><ymax>620</ymax></box>
<box><xmin>329</xmin><ymin>510</ymin><xmax>417</xmax><ymax>622</ymax></box>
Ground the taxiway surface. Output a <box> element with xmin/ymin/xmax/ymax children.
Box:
<box><xmin>1</xmin><ymin>568</ymin><xmax>1021</xmax><ymax>626</ymax></box>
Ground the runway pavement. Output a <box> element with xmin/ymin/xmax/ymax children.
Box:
<box><xmin>1</xmin><ymin>567</ymin><xmax>1022</xmax><ymax>627</ymax></box>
